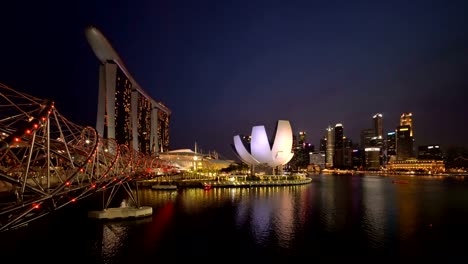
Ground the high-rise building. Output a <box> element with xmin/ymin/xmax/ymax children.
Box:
<box><xmin>396</xmin><ymin>125</ymin><xmax>413</xmax><ymax>160</ymax></box>
<box><xmin>400</xmin><ymin>113</ymin><xmax>413</xmax><ymax>137</ymax></box>
<box><xmin>373</xmin><ymin>113</ymin><xmax>383</xmax><ymax>139</ymax></box>
<box><xmin>309</xmin><ymin>151</ymin><xmax>326</xmax><ymax>169</ymax></box>
<box><xmin>365</xmin><ymin>147</ymin><xmax>381</xmax><ymax>170</ymax></box>
<box><xmin>386</xmin><ymin>131</ymin><xmax>396</xmax><ymax>162</ymax></box>
<box><xmin>334</xmin><ymin>123</ymin><xmax>344</xmax><ymax>168</ymax></box>
<box><xmin>360</xmin><ymin>128</ymin><xmax>375</xmax><ymax>149</ymax></box>
<box><xmin>372</xmin><ymin>113</ymin><xmax>384</xmax><ymax>151</ymax></box>
<box><xmin>418</xmin><ymin>145</ymin><xmax>444</xmax><ymax>160</ymax></box>
<box><xmin>298</xmin><ymin>131</ymin><xmax>307</xmax><ymax>147</ymax></box>
<box><xmin>400</xmin><ymin>112</ymin><xmax>415</xmax><ymax>155</ymax></box>
<box><xmin>326</xmin><ymin>126</ymin><xmax>334</xmax><ymax>168</ymax></box>
<box><xmin>343</xmin><ymin>136</ymin><xmax>353</xmax><ymax>168</ymax></box>
<box><xmin>85</xmin><ymin>26</ymin><xmax>171</xmax><ymax>155</ymax></box>
<box><xmin>319</xmin><ymin>136</ymin><xmax>327</xmax><ymax>152</ymax></box>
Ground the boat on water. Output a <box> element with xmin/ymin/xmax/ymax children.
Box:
<box><xmin>202</xmin><ymin>183</ymin><xmax>212</xmax><ymax>190</ymax></box>
<box><xmin>152</xmin><ymin>183</ymin><xmax>178</xmax><ymax>190</ymax></box>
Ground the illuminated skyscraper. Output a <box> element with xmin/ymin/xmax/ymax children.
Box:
<box><xmin>400</xmin><ymin>112</ymin><xmax>413</xmax><ymax>137</ymax></box>
<box><xmin>396</xmin><ymin>125</ymin><xmax>413</xmax><ymax>160</ymax></box>
<box><xmin>418</xmin><ymin>145</ymin><xmax>443</xmax><ymax>160</ymax></box>
<box><xmin>326</xmin><ymin>126</ymin><xmax>334</xmax><ymax>168</ymax></box>
<box><xmin>298</xmin><ymin>131</ymin><xmax>307</xmax><ymax>147</ymax></box>
<box><xmin>85</xmin><ymin>26</ymin><xmax>171</xmax><ymax>155</ymax></box>
<box><xmin>360</xmin><ymin>128</ymin><xmax>375</xmax><ymax>149</ymax></box>
<box><xmin>386</xmin><ymin>131</ymin><xmax>396</xmax><ymax>162</ymax></box>
<box><xmin>319</xmin><ymin>136</ymin><xmax>327</xmax><ymax>152</ymax></box>
<box><xmin>334</xmin><ymin>123</ymin><xmax>344</xmax><ymax>167</ymax></box>
<box><xmin>373</xmin><ymin>113</ymin><xmax>383</xmax><ymax>139</ymax></box>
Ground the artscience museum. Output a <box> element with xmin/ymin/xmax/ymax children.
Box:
<box><xmin>233</xmin><ymin>120</ymin><xmax>294</xmax><ymax>171</ymax></box>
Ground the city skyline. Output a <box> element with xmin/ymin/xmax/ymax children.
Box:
<box><xmin>1</xmin><ymin>0</ymin><xmax>467</xmax><ymax>160</ymax></box>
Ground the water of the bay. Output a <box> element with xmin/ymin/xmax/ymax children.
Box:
<box><xmin>1</xmin><ymin>174</ymin><xmax>468</xmax><ymax>263</ymax></box>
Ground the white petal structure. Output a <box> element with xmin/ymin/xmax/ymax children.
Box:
<box><xmin>271</xmin><ymin>120</ymin><xmax>295</xmax><ymax>166</ymax></box>
<box><xmin>233</xmin><ymin>135</ymin><xmax>260</xmax><ymax>165</ymax></box>
<box><xmin>233</xmin><ymin>120</ymin><xmax>294</xmax><ymax>167</ymax></box>
<box><xmin>251</xmin><ymin>126</ymin><xmax>273</xmax><ymax>164</ymax></box>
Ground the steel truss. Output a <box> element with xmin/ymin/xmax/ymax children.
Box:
<box><xmin>0</xmin><ymin>83</ymin><xmax>171</xmax><ymax>232</ymax></box>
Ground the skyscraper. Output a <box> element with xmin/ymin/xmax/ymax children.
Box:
<box><xmin>373</xmin><ymin>113</ymin><xmax>383</xmax><ymax>139</ymax></box>
<box><xmin>334</xmin><ymin>123</ymin><xmax>344</xmax><ymax>168</ymax></box>
<box><xmin>319</xmin><ymin>136</ymin><xmax>327</xmax><ymax>152</ymax></box>
<box><xmin>396</xmin><ymin>125</ymin><xmax>413</xmax><ymax>160</ymax></box>
<box><xmin>400</xmin><ymin>112</ymin><xmax>413</xmax><ymax>137</ymax></box>
<box><xmin>400</xmin><ymin>112</ymin><xmax>415</xmax><ymax>157</ymax></box>
<box><xmin>298</xmin><ymin>131</ymin><xmax>307</xmax><ymax>147</ymax></box>
<box><xmin>360</xmin><ymin>128</ymin><xmax>375</xmax><ymax>149</ymax></box>
<box><xmin>386</xmin><ymin>131</ymin><xmax>396</xmax><ymax>162</ymax></box>
<box><xmin>85</xmin><ymin>26</ymin><xmax>171</xmax><ymax>155</ymax></box>
<box><xmin>326</xmin><ymin>126</ymin><xmax>334</xmax><ymax>168</ymax></box>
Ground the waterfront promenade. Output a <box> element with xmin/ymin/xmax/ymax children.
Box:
<box><xmin>139</xmin><ymin>174</ymin><xmax>312</xmax><ymax>189</ymax></box>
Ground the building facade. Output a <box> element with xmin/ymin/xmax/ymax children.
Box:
<box><xmin>396</xmin><ymin>125</ymin><xmax>413</xmax><ymax>160</ymax></box>
<box><xmin>85</xmin><ymin>26</ymin><xmax>171</xmax><ymax>155</ymax></box>
<box><xmin>418</xmin><ymin>145</ymin><xmax>444</xmax><ymax>160</ymax></box>
<box><xmin>325</xmin><ymin>126</ymin><xmax>334</xmax><ymax>168</ymax></box>
<box><xmin>386</xmin><ymin>159</ymin><xmax>445</xmax><ymax>173</ymax></box>
<box><xmin>334</xmin><ymin>123</ymin><xmax>344</xmax><ymax>168</ymax></box>
<box><xmin>386</xmin><ymin>131</ymin><xmax>396</xmax><ymax>162</ymax></box>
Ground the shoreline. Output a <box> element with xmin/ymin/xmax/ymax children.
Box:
<box><xmin>317</xmin><ymin>170</ymin><xmax>468</xmax><ymax>177</ymax></box>
<box><xmin>139</xmin><ymin>175</ymin><xmax>312</xmax><ymax>189</ymax></box>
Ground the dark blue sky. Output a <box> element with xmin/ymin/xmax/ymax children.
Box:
<box><xmin>1</xmin><ymin>0</ymin><xmax>467</xmax><ymax>160</ymax></box>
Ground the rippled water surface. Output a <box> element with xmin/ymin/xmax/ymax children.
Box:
<box><xmin>2</xmin><ymin>174</ymin><xmax>468</xmax><ymax>263</ymax></box>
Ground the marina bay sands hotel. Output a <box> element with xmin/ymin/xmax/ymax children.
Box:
<box><xmin>85</xmin><ymin>26</ymin><xmax>171</xmax><ymax>155</ymax></box>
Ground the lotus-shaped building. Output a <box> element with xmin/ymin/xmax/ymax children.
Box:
<box><xmin>233</xmin><ymin>120</ymin><xmax>294</xmax><ymax>168</ymax></box>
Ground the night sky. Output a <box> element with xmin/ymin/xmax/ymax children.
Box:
<box><xmin>1</xmin><ymin>0</ymin><xmax>467</xmax><ymax>160</ymax></box>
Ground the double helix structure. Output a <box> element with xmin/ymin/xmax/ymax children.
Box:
<box><xmin>0</xmin><ymin>83</ymin><xmax>170</xmax><ymax>231</ymax></box>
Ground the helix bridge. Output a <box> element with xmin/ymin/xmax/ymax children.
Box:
<box><xmin>0</xmin><ymin>83</ymin><xmax>171</xmax><ymax>232</ymax></box>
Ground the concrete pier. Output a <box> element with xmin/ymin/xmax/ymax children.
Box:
<box><xmin>88</xmin><ymin>206</ymin><xmax>152</xmax><ymax>219</ymax></box>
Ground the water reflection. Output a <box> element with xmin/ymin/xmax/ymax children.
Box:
<box><xmin>3</xmin><ymin>174</ymin><xmax>468</xmax><ymax>262</ymax></box>
<box><xmin>246</xmin><ymin>186</ymin><xmax>307</xmax><ymax>248</ymax></box>
<box><xmin>95</xmin><ymin>217</ymin><xmax>152</xmax><ymax>262</ymax></box>
<box><xmin>319</xmin><ymin>175</ymin><xmax>355</xmax><ymax>232</ymax></box>
<box><xmin>142</xmin><ymin>202</ymin><xmax>174</xmax><ymax>251</ymax></box>
<box><xmin>361</xmin><ymin>176</ymin><xmax>387</xmax><ymax>248</ymax></box>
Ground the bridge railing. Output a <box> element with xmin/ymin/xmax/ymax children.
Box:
<box><xmin>0</xmin><ymin>83</ymin><xmax>170</xmax><ymax>232</ymax></box>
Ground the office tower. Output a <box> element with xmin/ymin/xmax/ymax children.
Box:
<box><xmin>326</xmin><ymin>126</ymin><xmax>334</xmax><ymax>168</ymax></box>
<box><xmin>319</xmin><ymin>136</ymin><xmax>327</xmax><ymax>152</ymax></box>
<box><xmin>360</xmin><ymin>128</ymin><xmax>375</xmax><ymax>149</ymax></box>
<box><xmin>386</xmin><ymin>131</ymin><xmax>396</xmax><ymax>162</ymax></box>
<box><xmin>309</xmin><ymin>152</ymin><xmax>326</xmax><ymax>169</ymax></box>
<box><xmin>418</xmin><ymin>145</ymin><xmax>443</xmax><ymax>160</ymax></box>
<box><xmin>334</xmin><ymin>123</ymin><xmax>344</xmax><ymax>168</ymax></box>
<box><xmin>396</xmin><ymin>125</ymin><xmax>413</xmax><ymax>160</ymax></box>
<box><xmin>343</xmin><ymin>136</ymin><xmax>353</xmax><ymax>167</ymax></box>
<box><xmin>365</xmin><ymin>147</ymin><xmax>381</xmax><ymax>170</ymax></box>
<box><xmin>400</xmin><ymin>112</ymin><xmax>413</xmax><ymax>137</ymax></box>
<box><xmin>373</xmin><ymin>113</ymin><xmax>383</xmax><ymax>139</ymax></box>
<box><xmin>85</xmin><ymin>26</ymin><xmax>171</xmax><ymax>155</ymax></box>
<box><xmin>400</xmin><ymin>112</ymin><xmax>415</xmax><ymax>155</ymax></box>
<box><xmin>298</xmin><ymin>131</ymin><xmax>307</xmax><ymax>147</ymax></box>
<box><xmin>352</xmin><ymin>145</ymin><xmax>363</xmax><ymax>169</ymax></box>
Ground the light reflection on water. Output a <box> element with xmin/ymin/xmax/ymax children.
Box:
<box><xmin>361</xmin><ymin>176</ymin><xmax>387</xmax><ymax>248</ymax></box>
<box><xmin>2</xmin><ymin>174</ymin><xmax>468</xmax><ymax>262</ymax></box>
